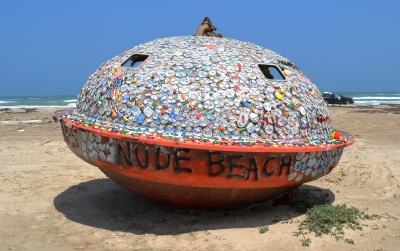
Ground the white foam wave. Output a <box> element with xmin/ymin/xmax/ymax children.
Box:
<box><xmin>0</xmin><ymin>105</ymin><xmax>75</xmax><ymax>109</ymax></box>
<box><xmin>354</xmin><ymin>102</ymin><xmax>380</xmax><ymax>106</ymax></box>
<box><xmin>353</xmin><ymin>97</ymin><xmax>400</xmax><ymax>100</ymax></box>
<box><xmin>354</xmin><ymin>100</ymin><xmax>400</xmax><ymax>105</ymax></box>
<box><xmin>0</xmin><ymin>100</ymin><xmax>16</xmax><ymax>104</ymax></box>
<box><xmin>366</xmin><ymin>93</ymin><xmax>400</xmax><ymax>96</ymax></box>
<box><xmin>63</xmin><ymin>99</ymin><xmax>77</xmax><ymax>102</ymax></box>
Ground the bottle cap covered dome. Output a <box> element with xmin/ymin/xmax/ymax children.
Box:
<box><xmin>53</xmin><ymin>18</ymin><xmax>354</xmax><ymax>210</ymax></box>
<box><xmin>76</xmin><ymin>28</ymin><xmax>333</xmax><ymax>145</ymax></box>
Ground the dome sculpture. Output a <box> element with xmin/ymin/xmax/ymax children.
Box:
<box><xmin>54</xmin><ymin>18</ymin><xmax>354</xmax><ymax>210</ymax></box>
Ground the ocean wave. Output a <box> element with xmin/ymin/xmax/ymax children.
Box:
<box><xmin>353</xmin><ymin>97</ymin><xmax>400</xmax><ymax>100</ymax></box>
<box><xmin>63</xmin><ymin>99</ymin><xmax>77</xmax><ymax>102</ymax></box>
<box><xmin>354</xmin><ymin>102</ymin><xmax>380</xmax><ymax>106</ymax></box>
<box><xmin>0</xmin><ymin>105</ymin><xmax>75</xmax><ymax>109</ymax></box>
<box><xmin>67</xmin><ymin>103</ymin><xmax>76</xmax><ymax>106</ymax></box>
<box><xmin>375</xmin><ymin>93</ymin><xmax>400</xmax><ymax>96</ymax></box>
<box><xmin>0</xmin><ymin>100</ymin><xmax>16</xmax><ymax>104</ymax></box>
<box><xmin>354</xmin><ymin>100</ymin><xmax>400</xmax><ymax>105</ymax></box>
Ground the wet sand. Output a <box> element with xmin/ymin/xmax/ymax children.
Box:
<box><xmin>0</xmin><ymin>105</ymin><xmax>399</xmax><ymax>250</ymax></box>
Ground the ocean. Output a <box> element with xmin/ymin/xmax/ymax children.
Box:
<box><xmin>0</xmin><ymin>95</ymin><xmax>77</xmax><ymax>108</ymax></box>
<box><xmin>341</xmin><ymin>92</ymin><xmax>400</xmax><ymax>105</ymax></box>
<box><xmin>0</xmin><ymin>92</ymin><xmax>399</xmax><ymax>108</ymax></box>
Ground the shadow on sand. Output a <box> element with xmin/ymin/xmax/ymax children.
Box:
<box><xmin>54</xmin><ymin>178</ymin><xmax>335</xmax><ymax>235</ymax></box>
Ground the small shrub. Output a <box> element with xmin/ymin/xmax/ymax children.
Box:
<box><xmin>259</xmin><ymin>226</ymin><xmax>269</xmax><ymax>234</ymax></box>
<box><xmin>301</xmin><ymin>238</ymin><xmax>311</xmax><ymax>246</ymax></box>
<box><xmin>294</xmin><ymin>203</ymin><xmax>374</xmax><ymax>245</ymax></box>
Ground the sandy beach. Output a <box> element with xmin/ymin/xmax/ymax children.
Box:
<box><xmin>0</xmin><ymin>105</ymin><xmax>399</xmax><ymax>251</ymax></box>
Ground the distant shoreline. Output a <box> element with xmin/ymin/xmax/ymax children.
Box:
<box><xmin>1</xmin><ymin>104</ymin><xmax>399</xmax><ymax>116</ymax></box>
<box><xmin>2</xmin><ymin>103</ymin><xmax>400</xmax><ymax>110</ymax></box>
<box><xmin>1</xmin><ymin>92</ymin><xmax>400</xmax><ymax>108</ymax></box>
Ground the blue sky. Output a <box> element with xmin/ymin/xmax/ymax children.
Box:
<box><xmin>1</xmin><ymin>0</ymin><xmax>399</xmax><ymax>96</ymax></box>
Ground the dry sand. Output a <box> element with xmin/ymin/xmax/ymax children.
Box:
<box><xmin>0</xmin><ymin>105</ymin><xmax>399</xmax><ymax>251</ymax></box>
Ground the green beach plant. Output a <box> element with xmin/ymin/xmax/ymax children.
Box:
<box><xmin>258</xmin><ymin>225</ymin><xmax>269</xmax><ymax>234</ymax></box>
<box><xmin>293</xmin><ymin>203</ymin><xmax>375</xmax><ymax>245</ymax></box>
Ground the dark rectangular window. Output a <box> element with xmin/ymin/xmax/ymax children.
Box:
<box><xmin>258</xmin><ymin>64</ymin><xmax>285</xmax><ymax>80</ymax></box>
<box><xmin>121</xmin><ymin>54</ymin><xmax>149</xmax><ymax>68</ymax></box>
